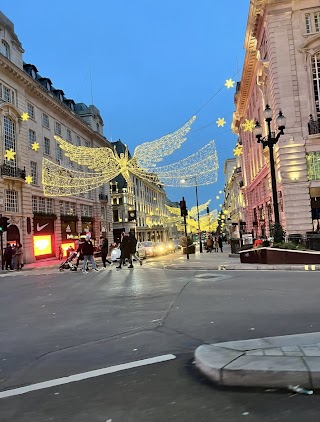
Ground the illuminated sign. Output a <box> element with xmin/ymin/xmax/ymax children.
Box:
<box><xmin>61</xmin><ymin>242</ymin><xmax>75</xmax><ymax>257</ymax></box>
<box><xmin>34</xmin><ymin>235</ymin><xmax>52</xmax><ymax>256</ymax></box>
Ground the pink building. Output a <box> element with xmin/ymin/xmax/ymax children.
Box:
<box><xmin>232</xmin><ymin>0</ymin><xmax>320</xmax><ymax>240</ymax></box>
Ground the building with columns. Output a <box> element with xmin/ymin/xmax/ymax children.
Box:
<box><xmin>232</xmin><ymin>0</ymin><xmax>320</xmax><ymax>238</ymax></box>
<box><xmin>0</xmin><ymin>12</ymin><xmax>113</xmax><ymax>262</ymax></box>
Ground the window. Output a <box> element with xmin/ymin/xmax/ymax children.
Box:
<box><xmin>30</xmin><ymin>161</ymin><xmax>38</xmax><ymax>185</ymax></box>
<box><xmin>113</xmin><ymin>209</ymin><xmax>119</xmax><ymax>222</ymax></box>
<box><xmin>60</xmin><ymin>201</ymin><xmax>76</xmax><ymax>215</ymax></box>
<box><xmin>66</xmin><ymin>128</ymin><xmax>72</xmax><ymax>142</ymax></box>
<box><xmin>312</xmin><ymin>54</ymin><xmax>320</xmax><ymax>119</ymax></box>
<box><xmin>54</xmin><ymin>121</ymin><xmax>61</xmax><ymax>135</ymax></box>
<box><xmin>306</xmin><ymin>13</ymin><xmax>311</xmax><ymax>33</ymax></box>
<box><xmin>44</xmin><ymin>137</ymin><xmax>50</xmax><ymax>155</ymax></box>
<box><xmin>32</xmin><ymin>196</ymin><xmax>54</xmax><ymax>214</ymax></box>
<box><xmin>80</xmin><ymin>204</ymin><xmax>93</xmax><ymax>217</ymax></box>
<box><xmin>5</xmin><ymin>190</ymin><xmax>18</xmax><ymax>212</ymax></box>
<box><xmin>113</xmin><ymin>198</ymin><xmax>117</xmax><ymax>205</ymax></box>
<box><xmin>42</xmin><ymin>113</ymin><xmax>49</xmax><ymax>128</ymax></box>
<box><xmin>76</xmin><ymin>136</ymin><xmax>81</xmax><ymax>146</ymax></box>
<box><xmin>0</xmin><ymin>82</ymin><xmax>15</xmax><ymax>104</ymax></box>
<box><xmin>29</xmin><ymin>129</ymin><xmax>36</xmax><ymax>147</ymax></box>
<box><xmin>56</xmin><ymin>145</ymin><xmax>62</xmax><ymax>162</ymax></box>
<box><xmin>85</xmin><ymin>140</ymin><xmax>91</xmax><ymax>148</ymax></box>
<box><xmin>27</xmin><ymin>103</ymin><xmax>35</xmax><ymax>119</ymax></box>
<box><xmin>1</xmin><ymin>40</ymin><xmax>10</xmax><ymax>59</ymax></box>
<box><xmin>307</xmin><ymin>152</ymin><xmax>320</xmax><ymax>180</ymax></box>
<box><xmin>3</xmin><ymin>116</ymin><xmax>16</xmax><ymax>166</ymax></box>
<box><xmin>315</xmin><ymin>12</ymin><xmax>320</xmax><ymax>32</ymax></box>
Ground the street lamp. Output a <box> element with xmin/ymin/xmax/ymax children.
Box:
<box><xmin>181</xmin><ymin>176</ymin><xmax>203</xmax><ymax>252</ymax></box>
<box><xmin>253</xmin><ymin>105</ymin><xmax>286</xmax><ymax>226</ymax></box>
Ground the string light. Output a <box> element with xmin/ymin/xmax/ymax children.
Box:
<box><xmin>233</xmin><ymin>144</ymin><xmax>243</xmax><ymax>156</ymax></box>
<box><xmin>25</xmin><ymin>175</ymin><xmax>33</xmax><ymax>184</ymax></box>
<box><xmin>4</xmin><ymin>149</ymin><xmax>16</xmax><ymax>161</ymax></box>
<box><xmin>242</xmin><ymin>119</ymin><xmax>255</xmax><ymax>132</ymax></box>
<box><xmin>225</xmin><ymin>79</ymin><xmax>235</xmax><ymax>89</ymax></box>
<box><xmin>31</xmin><ymin>142</ymin><xmax>40</xmax><ymax>152</ymax></box>
<box><xmin>21</xmin><ymin>112</ymin><xmax>29</xmax><ymax>121</ymax></box>
<box><xmin>216</xmin><ymin>117</ymin><xmax>226</xmax><ymax>127</ymax></box>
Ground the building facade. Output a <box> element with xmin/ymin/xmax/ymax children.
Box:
<box><xmin>0</xmin><ymin>12</ymin><xmax>113</xmax><ymax>262</ymax></box>
<box><xmin>232</xmin><ymin>0</ymin><xmax>320</xmax><ymax>238</ymax></box>
<box><xmin>110</xmin><ymin>140</ymin><xmax>169</xmax><ymax>243</ymax></box>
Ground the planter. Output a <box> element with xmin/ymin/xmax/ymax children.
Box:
<box><xmin>182</xmin><ymin>245</ymin><xmax>196</xmax><ymax>254</ymax></box>
<box><xmin>240</xmin><ymin>247</ymin><xmax>320</xmax><ymax>265</ymax></box>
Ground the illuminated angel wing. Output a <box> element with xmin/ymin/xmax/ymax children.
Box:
<box><xmin>155</xmin><ymin>141</ymin><xmax>219</xmax><ymax>187</ymax></box>
<box><xmin>133</xmin><ymin>116</ymin><xmax>196</xmax><ymax>169</ymax></box>
<box><xmin>165</xmin><ymin>204</ymin><xmax>181</xmax><ymax>216</ymax></box>
<box><xmin>42</xmin><ymin>158</ymin><xmax>120</xmax><ymax>197</ymax></box>
<box><xmin>54</xmin><ymin>136</ymin><xmax>120</xmax><ymax>175</ymax></box>
<box><xmin>189</xmin><ymin>200</ymin><xmax>212</xmax><ymax>218</ymax></box>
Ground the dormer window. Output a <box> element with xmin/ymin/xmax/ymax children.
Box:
<box><xmin>1</xmin><ymin>40</ymin><xmax>10</xmax><ymax>59</ymax></box>
<box><xmin>31</xmin><ymin>68</ymin><xmax>36</xmax><ymax>79</ymax></box>
<box><xmin>46</xmin><ymin>81</ymin><xmax>51</xmax><ymax>91</ymax></box>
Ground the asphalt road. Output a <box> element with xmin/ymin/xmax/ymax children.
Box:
<box><xmin>0</xmin><ymin>257</ymin><xmax>319</xmax><ymax>421</ymax></box>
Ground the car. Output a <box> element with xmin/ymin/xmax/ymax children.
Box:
<box><xmin>154</xmin><ymin>242</ymin><xmax>168</xmax><ymax>256</ymax></box>
<box><xmin>142</xmin><ymin>241</ymin><xmax>155</xmax><ymax>257</ymax></box>
<box><xmin>110</xmin><ymin>242</ymin><xmax>146</xmax><ymax>261</ymax></box>
<box><xmin>165</xmin><ymin>241</ymin><xmax>175</xmax><ymax>253</ymax></box>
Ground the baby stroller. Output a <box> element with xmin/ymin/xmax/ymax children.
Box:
<box><xmin>59</xmin><ymin>251</ymin><xmax>78</xmax><ymax>272</ymax></box>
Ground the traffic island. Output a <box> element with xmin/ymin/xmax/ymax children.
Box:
<box><xmin>240</xmin><ymin>247</ymin><xmax>320</xmax><ymax>265</ymax></box>
<box><xmin>194</xmin><ymin>332</ymin><xmax>320</xmax><ymax>390</ymax></box>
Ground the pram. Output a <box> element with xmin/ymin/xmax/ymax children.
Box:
<box><xmin>59</xmin><ymin>251</ymin><xmax>78</xmax><ymax>272</ymax></box>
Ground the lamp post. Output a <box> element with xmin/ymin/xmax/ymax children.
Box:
<box><xmin>253</xmin><ymin>105</ymin><xmax>286</xmax><ymax>227</ymax></box>
<box><xmin>181</xmin><ymin>176</ymin><xmax>203</xmax><ymax>253</ymax></box>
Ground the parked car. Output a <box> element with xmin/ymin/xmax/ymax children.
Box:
<box><xmin>154</xmin><ymin>242</ymin><xmax>168</xmax><ymax>256</ymax></box>
<box><xmin>142</xmin><ymin>241</ymin><xmax>156</xmax><ymax>257</ymax></box>
<box><xmin>110</xmin><ymin>242</ymin><xmax>146</xmax><ymax>261</ymax></box>
<box><xmin>165</xmin><ymin>241</ymin><xmax>175</xmax><ymax>253</ymax></box>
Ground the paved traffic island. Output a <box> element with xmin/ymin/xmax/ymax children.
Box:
<box><xmin>195</xmin><ymin>332</ymin><xmax>320</xmax><ymax>389</ymax></box>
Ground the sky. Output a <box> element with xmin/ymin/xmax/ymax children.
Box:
<box><xmin>1</xmin><ymin>0</ymin><xmax>248</xmax><ymax>213</ymax></box>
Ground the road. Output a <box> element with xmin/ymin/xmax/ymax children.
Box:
<box><xmin>0</xmin><ymin>254</ymin><xmax>319</xmax><ymax>421</ymax></box>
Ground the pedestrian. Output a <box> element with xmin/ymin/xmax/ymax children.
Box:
<box><xmin>116</xmin><ymin>232</ymin><xmax>131</xmax><ymax>269</ymax></box>
<box><xmin>206</xmin><ymin>235</ymin><xmax>213</xmax><ymax>253</ymax></box>
<box><xmin>218</xmin><ymin>235</ymin><xmax>223</xmax><ymax>252</ymax></box>
<box><xmin>4</xmin><ymin>243</ymin><xmax>13</xmax><ymax>270</ymax></box>
<box><xmin>58</xmin><ymin>245</ymin><xmax>63</xmax><ymax>260</ymax></box>
<box><xmin>128</xmin><ymin>231</ymin><xmax>142</xmax><ymax>268</ymax></box>
<box><xmin>100</xmin><ymin>237</ymin><xmax>112</xmax><ymax>268</ymax></box>
<box><xmin>16</xmin><ymin>243</ymin><xmax>23</xmax><ymax>270</ymax></box>
<box><xmin>214</xmin><ymin>236</ymin><xmax>219</xmax><ymax>253</ymax></box>
<box><xmin>81</xmin><ymin>235</ymin><xmax>99</xmax><ymax>274</ymax></box>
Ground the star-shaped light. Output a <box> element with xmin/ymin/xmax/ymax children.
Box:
<box><xmin>216</xmin><ymin>195</ymin><xmax>220</xmax><ymax>199</ymax></box>
<box><xmin>25</xmin><ymin>175</ymin><xmax>33</xmax><ymax>184</ymax></box>
<box><xmin>225</xmin><ymin>78</ymin><xmax>235</xmax><ymax>89</ymax></box>
<box><xmin>31</xmin><ymin>142</ymin><xmax>40</xmax><ymax>152</ymax></box>
<box><xmin>216</xmin><ymin>117</ymin><xmax>226</xmax><ymax>127</ymax></box>
<box><xmin>219</xmin><ymin>190</ymin><xmax>223</xmax><ymax>194</ymax></box>
<box><xmin>4</xmin><ymin>149</ymin><xmax>16</xmax><ymax>161</ymax></box>
<box><xmin>233</xmin><ymin>144</ymin><xmax>243</xmax><ymax>157</ymax></box>
<box><xmin>219</xmin><ymin>204</ymin><xmax>223</xmax><ymax>207</ymax></box>
<box><xmin>242</xmin><ymin>119</ymin><xmax>255</xmax><ymax>132</ymax></box>
<box><xmin>21</xmin><ymin>112</ymin><xmax>29</xmax><ymax>121</ymax></box>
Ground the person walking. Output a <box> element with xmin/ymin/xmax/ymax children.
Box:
<box><xmin>214</xmin><ymin>236</ymin><xmax>219</xmax><ymax>253</ymax></box>
<box><xmin>218</xmin><ymin>235</ymin><xmax>223</xmax><ymax>253</ymax></box>
<box><xmin>116</xmin><ymin>232</ymin><xmax>130</xmax><ymax>269</ymax></box>
<box><xmin>4</xmin><ymin>243</ymin><xmax>13</xmax><ymax>270</ymax></box>
<box><xmin>100</xmin><ymin>237</ymin><xmax>112</xmax><ymax>268</ymax></box>
<box><xmin>206</xmin><ymin>235</ymin><xmax>213</xmax><ymax>253</ymax></box>
<box><xmin>15</xmin><ymin>243</ymin><xmax>23</xmax><ymax>270</ymax></box>
<box><xmin>81</xmin><ymin>236</ymin><xmax>99</xmax><ymax>273</ymax></box>
<box><xmin>128</xmin><ymin>231</ymin><xmax>142</xmax><ymax>268</ymax></box>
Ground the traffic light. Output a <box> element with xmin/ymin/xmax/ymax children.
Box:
<box><xmin>179</xmin><ymin>198</ymin><xmax>188</xmax><ymax>217</ymax></box>
<box><xmin>0</xmin><ymin>217</ymin><xmax>10</xmax><ymax>232</ymax></box>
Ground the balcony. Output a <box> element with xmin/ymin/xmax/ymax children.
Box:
<box><xmin>308</xmin><ymin>115</ymin><xmax>320</xmax><ymax>135</ymax></box>
<box><xmin>0</xmin><ymin>164</ymin><xmax>26</xmax><ymax>180</ymax></box>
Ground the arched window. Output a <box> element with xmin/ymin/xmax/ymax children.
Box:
<box><xmin>1</xmin><ymin>40</ymin><xmax>10</xmax><ymax>59</ymax></box>
<box><xmin>312</xmin><ymin>54</ymin><xmax>320</xmax><ymax>119</ymax></box>
<box><xmin>3</xmin><ymin>116</ymin><xmax>16</xmax><ymax>167</ymax></box>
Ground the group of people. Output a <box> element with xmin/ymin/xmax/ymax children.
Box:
<box><xmin>206</xmin><ymin>235</ymin><xmax>223</xmax><ymax>253</ymax></box>
<box><xmin>3</xmin><ymin>243</ymin><xmax>23</xmax><ymax>271</ymax></box>
<box><xmin>116</xmin><ymin>231</ymin><xmax>142</xmax><ymax>269</ymax></box>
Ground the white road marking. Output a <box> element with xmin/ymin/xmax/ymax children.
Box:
<box><xmin>0</xmin><ymin>354</ymin><xmax>176</xmax><ymax>399</ymax></box>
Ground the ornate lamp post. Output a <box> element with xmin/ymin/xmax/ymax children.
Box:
<box><xmin>253</xmin><ymin>105</ymin><xmax>286</xmax><ymax>226</ymax></box>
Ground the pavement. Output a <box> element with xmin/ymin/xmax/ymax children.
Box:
<box><xmin>195</xmin><ymin>332</ymin><xmax>320</xmax><ymax>391</ymax></box>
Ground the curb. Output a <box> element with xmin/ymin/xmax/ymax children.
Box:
<box><xmin>194</xmin><ymin>333</ymin><xmax>320</xmax><ymax>390</ymax></box>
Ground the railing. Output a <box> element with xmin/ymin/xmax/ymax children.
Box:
<box><xmin>308</xmin><ymin>115</ymin><xmax>320</xmax><ymax>135</ymax></box>
<box><xmin>99</xmin><ymin>194</ymin><xmax>108</xmax><ymax>201</ymax></box>
<box><xmin>0</xmin><ymin>164</ymin><xmax>26</xmax><ymax>179</ymax></box>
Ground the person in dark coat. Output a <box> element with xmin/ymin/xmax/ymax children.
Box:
<box><xmin>128</xmin><ymin>231</ymin><xmax>142</xmax><ymax>268</ymax></box>
<box><xmin>218</xmin><ymin>235</ymin><xmax>223</xmax><ymax>252</ymax></box>
<box><xmin>81</xmin><ymin>236</ymin><xmax>99</xmax><ymax>273</ymax></box>
<box><xmin>116</xmin><ymin>233</ymin><xmax>131</xmax><ymax>269</ymax></box>
<box><xmin>100</xmin><ymin>237</ymin><xmax>112</xmax><ymax>268</ymax></box>
<box><xmin>4</xmin><ymin>243</ymin><xmax>13</xmax><ymax>270</ymax></box>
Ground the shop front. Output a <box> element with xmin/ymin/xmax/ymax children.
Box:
<box><xmin>61</xmin><ymin>218</ymin><xmax>78</xmax><ymax>257</ymax></box>
<box><xmin>33</xmin><ymin>216</ymin><xmax>55</xmax><ymax>259</ymax></box>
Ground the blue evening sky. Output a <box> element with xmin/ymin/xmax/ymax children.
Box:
<box><xmin>1</xmin><ymin>1</ymin><xmax>248</xmax><ymax>213</ymax></box>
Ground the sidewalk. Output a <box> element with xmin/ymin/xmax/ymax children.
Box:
<box><xmin>195</xmin><ymin>332</ymin><xmax>320</xmax><ymax>390</ymax></box>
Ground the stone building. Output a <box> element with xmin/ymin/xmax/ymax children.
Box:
<box><xmin>232</xmin><ymin>0</ymin><xmax>320</xmax><ymax>238</ymax></box>
<box><xmin>0</xmin><ymin>12</ymin><xmax>113</xmax><ymax>262</ymax></box>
